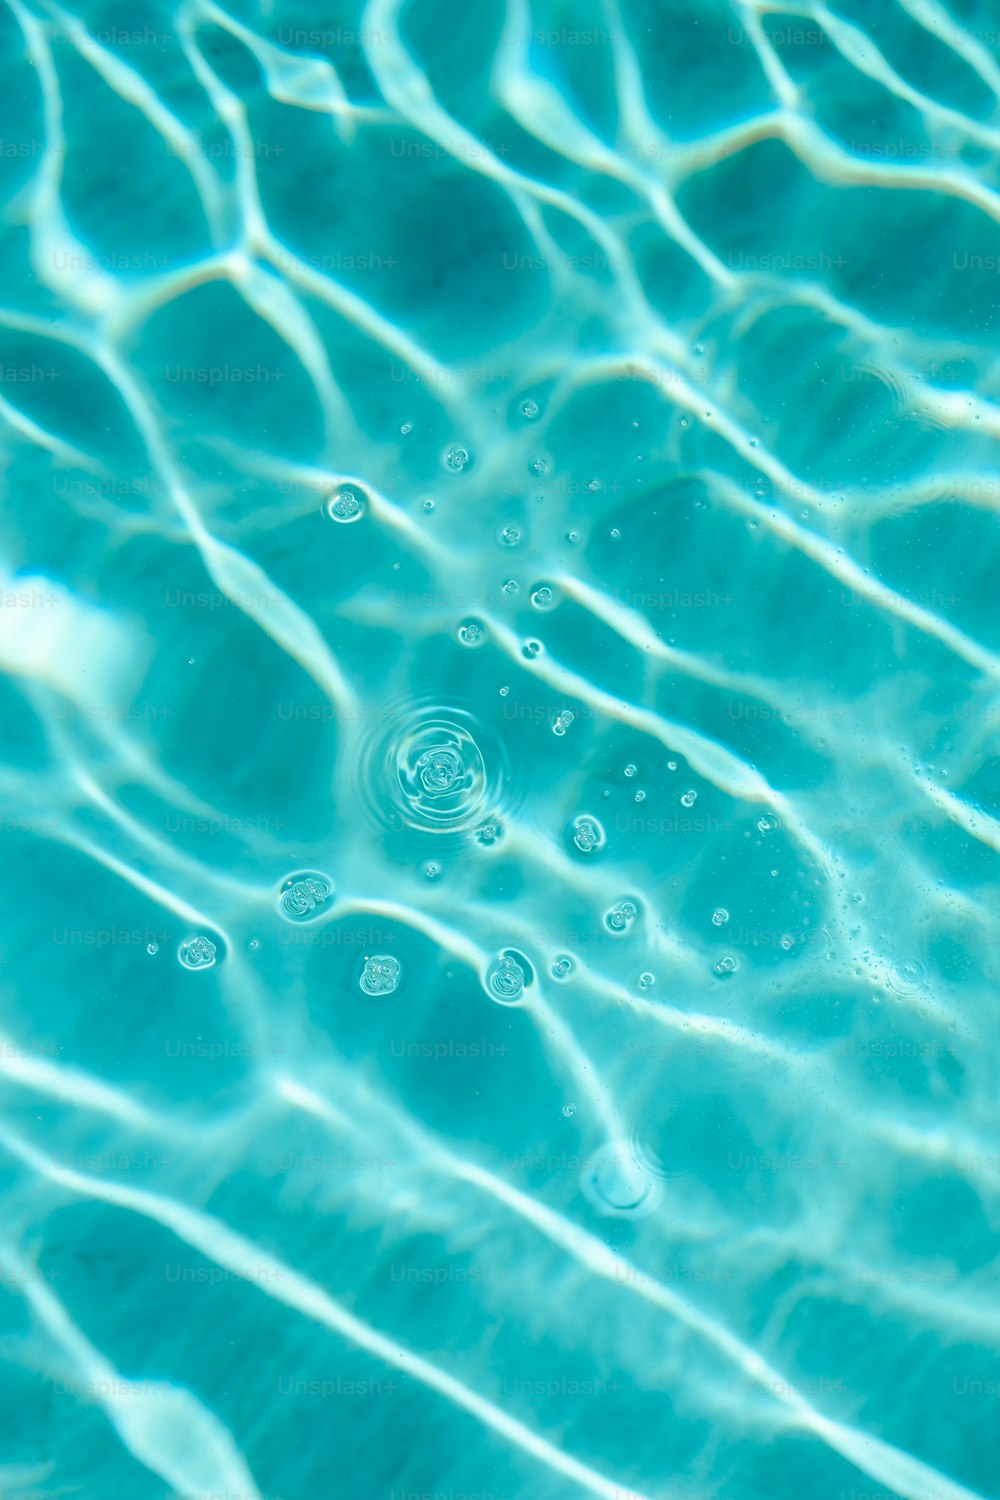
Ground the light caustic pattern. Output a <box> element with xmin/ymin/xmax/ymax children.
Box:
<box><xmin>0</xmin><ymin>0</ymin><xmax>999</xmax><ymax>1497</ymax></box>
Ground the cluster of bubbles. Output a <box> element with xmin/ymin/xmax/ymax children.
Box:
<box><xmin>529</xmin><ymin>457</ymin><xmax>549</xmax><ymax>476</ymax></box>
<box><xmin>551</xmin><ymin>955</ymin><xmax>574</xmax><ymax>980</ymax></box>
<box><xmin>552</xmin><ymin>710</ymin><xmax>574</xmax><ymax>737</ymax></box>
<box><xmin>638</xmin><ymin>972</ymin><xmax>655</xmax><ymax>989</ymax></box>
<box><xmin>488</xmin><ymin>950</ymin><xmax>528</xmax><ymax>1004</ymax></box>
<box><xmin>606</xmin><ymin>900</ymin><xmax>638</xmax><ymax>933</ymax></box>
<box><xmin>179</xmin><ymin>936</ymin><xmax>217</xmax><ymax>970</ymax></box>
<box><xmin>520</xmin><ymin>399</ymin><xmax>540</xmax><ymax>420</ymax></box>
<box><xmin>500</xmin><ymin>526</ymin><xmax>522</xmax><ymax>548</ymax></box>
<box><xmin>714</xmin><ymin>955</ymin><xmax>738</xmax><ymax>978</ymax></box>
<box><xmin>531</xmin><ymin>585</ymin><xmax>555</xmax><ymax>609</ymax></box>
<box><xmin>445</xmin><ymin>447</ymin><xmax>470</xmax><ymax>471</ymax></box>
<box><xmin>457</xmin><ymin>620</ymin><xmax>484</xmax><ymax>647</ymax></box>
<box><xmin>360</xmin><ymin>954</ymin><xmax>401</xmax><ymax>996</ymax></box>
<box><xmin>327</xmin><ymin>488</ymin><xmax>365</xmax><ymax>523</ymax></box>
<box><xmin>756</xmin><ymin>814</ymin><xmax>778</xmax><ymax>834</ymax></box>
<box><xmin>712</xmin><ymin>907</ymin><xmax>729</xmax><ymax>927</ymax></box>
<box><xmin>571</xmin><ymin>817</ymin><xmax>604</xmax><ymax>854</ymax></box>
<box><xmin>886</xmin><ymin>956</ymin><xmax>929</xmax><ymax>997</ymax></box>
<box><xmin>392</xmin><ymin>717</ymin><xmax>490</xmax><ymax>832</ymax></box>
<box><xmin>680</xmin><ymin>790</ymin><xmax>698</xmax><ymax>808</ymax></box>
<box><xmin>502</xmin><ymin>578</ymin><xmax>518</xmax><ymax>595</ymax></box>
<box><xmin>624</xmin><ymin>763</ymin><xmax>637</xmax><ymax>778</ymax></box>
<box><xmin>523</xmin><ymin>640</ymin><xmax>542</xmax><ymax>659</ymax></box>
<box><xmin>476</xmin><ymin>821</ymin><xmax>502</xmax><ymax>845</ymax></box>
<box><xmin>279</xmin><ymin>873</ymin><xmax>333</xmax><ymax>922</ymax></box>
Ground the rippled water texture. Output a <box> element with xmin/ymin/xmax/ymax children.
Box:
<box><xmin>1</xmin><ymin>1</ymin><xmax>999</xmax><ymax>1498</ymax></box>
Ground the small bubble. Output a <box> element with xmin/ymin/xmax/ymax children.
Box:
<box><xmin>500</xmin><ymin>526</ymin><xmax>521</xmax><ymax>548</ymax></box>
<box><xmin>179</xmin><ymin>935</ymin><xmax>217</xmax><ymax>970</ymax></box>
<box><xmin>634</xmin><ymin>790</ymin><xmax>645</xmax><ymax>803</ymax></box>
<box><xmin>585</xmin><ymin>478</ymin><xmax>602</xmax><ymax>493</ymax></box>
<box><xmin>146</xmin><ymin>942</ymin><xmax>159</xmax><ymax>955</ymax></box>
<box><xmin>562</xmin><ymin>1103</ymin><xmax>577</xmax><ymax>1118</ymax></box>
<box><xmin>523</xmin><ymin>639</ymin><xmax>541</xmax><ymax>658</ymax></box>
<box><xmin>458</xmin><ymin>619</ymin><xmax>484</xmax><ymax>646</ymax></box>
<box><xmin>714</xmin><ymin>955</ymin><xmax>737</xmax><ymax>977</ymax></box>
<box><xmin>609</xmin><ymin>527</ymin><xmax>620</xmax><ymax>539</ymax></box>
<box><xmin>679</xmin><ymin>416</ymin><xmax>690</xmax><ymax>428</ymax></box>
<box><xmin>502</xmin><ymin>577</ymin><xmax>519</xmax><ymax>596</ymax></box>
<box><xmin>565</xmin><ymin>530</ymin><xmax>580</xmax><ymax>544</ymax></box>
<box><xmin>520</xmin><ymin>398</ymin><xmax>540</xmax><ymax>420</ymax></box>
<box><xmin>638</xmin><ymin>972</ymin><xmax>654</xmax><ymax>989</ymax></box>
<box><xmin>421</xmin><ymin>498</ymin><xmax>435</xmax><ymax>512</ymax></box>
<box><xmin>667</xmin><ymin>760</ymin><xmax>677</xmax><ymax>771</ymax></box>
<box><xmin>749</xmin><ymin>437</ymin><xmax>758</xmax><ymax>448</ymax></box>
<box><xmin>680</xmin><ymin>789</ymin><xmax>698</xmax><ymax>808</ymax></box>
<box><xmin>327</xmin><ymin>488</ymin><xmax>365</xmax><ymax>523</ymax></box>
<box><xmin>551</xmin><ymin>955</ymin><xmax>574</xmax><ymax>979</ymax></box>
<box><xmin>400</xmin><ymin>422</ymin><xmax>413</xmax><ymax>435</ymax></box>
<box><xmin>248</xmin><ymin>938</ymin><xmax>261</xmax><ymax>953</ymax></box>
<box><xmin>360</xmin><ymin>953</ymin><xmax>401</xmax><ymax>996</ymax></box>
<box><xmin>531</xmin><ymin>585</ymin><xmax>554</xmax><ymax>609</ymax></box>
<box><xmin>756</xmin><ymin>814</ymin><xmax>778</xmax><ymax>834</ymax></box>
<box><xmin>779</xmin><ymin>935</ymin><xmax>794</xmax><ymax>951</ymax></box>
<box><xmin>445</xmin><ymin>447</ymin><xmax>470</xmax><ymax>471</ymax></box>
<box><xmin>712</xmin><ymin>908</ymin><xmax>729</xmax><ymax>927</ymax></box>
<box><xmin>422</xmin><ymin>861</ymin><xmax>442</xmax><ymax>881</ymax></box>
<box><xmin>499</xmin><ymin>685</ymin><xmax>510</xmax><ymax>697</ymax></box>
<box><xmin>624</xmin><ymin>763</ymin><xmax>637</xmax><ymax>778</ymax></box>
<box><xmin>529</xmin><ymin>457</ymin><xmax>549</xmax><ymax>476</ymax></box>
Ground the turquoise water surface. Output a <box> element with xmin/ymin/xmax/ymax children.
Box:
<box><xmin>0</xmin><ymin>2</ymin><xmax>999</xmax><ymax>1499</ymax></box>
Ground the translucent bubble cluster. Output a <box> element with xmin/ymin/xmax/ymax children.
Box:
<box><xmin>571</xmin><ymin>816</ymin><xmax>604</xmax><ymax>854</ymax></box>
<box><xmin>531</xmin><ymin>585</ymin><xmax>554</xmax><ymax>609</ymax></box>
<box><xmin>520</xmin><ymin>398</ymin><xmax>540</xmax><ymax>420</ymax></box>
<box><xmin>680</xmin><ymin>790</ymin><xmax>698</xmax><ymax>808</ymax></box>
<box><xmin>552</xmin><ymin>710</ymin><xmax>574</xmax><ymax>736</ymax></box>
<box><xmin>551</xmin><ymin>956</ymin><xmax>574</xmax><ymax>979</ymax></box>
<box><xmin>445</xmin><ymin>447</ymin><xmax>470</xmax><ymax>471</ymax></box>
<box><xmin>360</xmin><ymin>954</ymin><xmax>401</xmax><ymax>996</ymax></box>
<box><xmin>457</xmin><ymin>620</ymin><xmax>484</xmax><ymax>646</ymax></box>
<box><xmin>476</xmin><ymin>821</ymin><xmax>501</xmax><ymax>845</ymax></box>
<box><xmin>279</xmin><ymin>872</ymin><xmax>333</xmax><ymax>922</ymax></box>
<box><xmin>712</xmin><ymin>908</ymin><xmax>729</xmax><ymax>927</ymax></box>
<box><xmin>327</xmin><ymin>488</ymin><xmax>365</xmax><ymax>523</ymax></box>
<box><xmin>638</xmin><ymin>972</ymin><xmax>655</xmax><ymax>989</ymax></box>
<box><xmin>606</xmin><ymin>900</ymin><xmax>638</xmax><ymax>932</ymax></box>
<box><xmin>488</xmin><ymin>951</ymin><xmax>526</xmax><ymax>1004</ymax></box>
<box><xmin>756</xmin><ymin>814</ymin><xmax>778</xmax><ymax>833</ymax></box>
<box><xmin>714</xmin><ymin>956</ymin><xmax>738</xmax><ymax>977</ymax></box>
<box><xmin>179</xmin><ymin>935</ymin><xmax>217</xmax><ymax>970</ymax></box>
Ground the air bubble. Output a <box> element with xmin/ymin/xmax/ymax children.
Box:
<box><xmin>445</xmin><ymin>447</ymin><xmax>470</xmax><ymax>471</ymax></box>
<box><xmin>624</xmin><ymin>763</ymin><xmax>637</xmax><ymax>778</ymax></box>
<box><xmin>680</xmin><ymin>789</ymin><xmax>698</xmax><ymax>808</ymax></box>
<box><xmin>609</xmin><ymin>527</ymin><xmax>620</xmax><ymax>539</ymax></box>
<box><xmin>531</xmin><ymin>585</ymin><xmax>555</xmax><ymax>609</ymax></box>
<box><xmin>606</xmin><ymin>900</ymin><xmax>638</xmax><ymax>932</ymax></box>
<box><xmin>886</xmin><ymin>957</ymin><xmax>929</xmax><ymax>996</ymax></box>
<box><xmin>421</xmin><ymin>498</ymin><xmax>435</xmax><ymax>512</ymax></box>
<box><xmin>279</xmin><ymin>872</ymin><xmax>334</xmax><ymax>922</ymax></box>
<box><xmin>499</xmin><ymin>685</ymin><xmax>510</xmax><ymax>697</ymax></box>
<box><xmin>756</xmin><ymin>814</ymin><xmax>778</xmax><ymax>834</ymax></box>
<box><xmin>179</xmin><ymin>936</ymin><xmax>217</xmax><ymax>970</ymax></box>
<box><xmin>638</xmin><ymin>972</ymin><xmax>654</xmax><ymax>989</ymax></box>
<box><xmin>523</xmin><ymin>640</ymin><xmax>541</xmax><ymax>658</ymax></box>
<box><xmin>582</xmin><ymin>1142</ymin><xmax>657</xmax><ymax>1217</ymax></box>
<box><xmin>585</xmin><ymin>479</ymin><xmax>602</xmax><ymax>493</ymax></box>
<box><xmin>327</xmin><ymin>488</ymin><xmax>365</xmax><ymax>523</ymax></box>
<box><xmin>634</xmin><ymin>791</ymin><xmax>645</xmax><ymax>803</ymax></box>
<box><xmin>487</xmin><ymin>950</ymin><xmax>527</xmax><ymax>1004</ymax></box>
<box><xmin>458</xmin><ymin>619</ymin><xmax>484</xmax><ymax>646</ymax></box>
<box><xmin>551</xmin><ymin>709</ymin><xmax>574</xmax><ymax>736</ymax></box>
<box><xmin>146</xmin><ymin>942</ymin><xmax>159</xmax><ymax>955</ymax></box>
<box><xmin>476</xmin><ymin>821</ymin><xmax>501</xmax><ymax>845</ymax></box>
<box><xmin>360</xmin><ymin>954</ymin><xmax>401</xmax><ymax>996</ymax></box>
<box><xmin>565</xmin><ymin>530</ymin><xmax>580</xmax><ymax>544</ymax></box>
<box><xmin>400</xmin><ymin>422</ymin><xmax>413</xmax><ymax>435</ymax></box>
<box><xmin>711</xmin><ymin>908</ymin><xmax>729</xmax><ymax>927</ymax></box>
<box><xmin>422</xmin><ymin>861</ymin><xmax>442</xmax><ymax>880</ymax></box>
<box><xmin>551</xmin><ymin>955</ymin><xmax>574</xmax><ymax>979</ymax></box>
<box><xmin>502</xmin><ymin>578</ymin><xmax>519</xmax><ymax>595</ymax></box>
<box><xmin>714</xmin><ymin>956</ymin><xmax>737</xmax><ymax>977</ymax></box>
<box><xmin>562</xmin><ymin>1103</ymin><xmax>577</xmax><ymax>1118</ymax></box>
<box><xmin>248</xmin><ymin>938</ymin><xmax>261</xmax><ymax>953</ymax></box>
<box><xmin>520</xmin><ymin>399</ymin><xmax>540</xmax><ymax>420</ymax></box>
<box><xmin>529</xmin><ymin>457</ymin><xmax>549</xmax><ymax>476</ymax></box>
<box><xmin>500</xmin><ymin>526</ymin><xmax>521</xmax><ymax>548</ymax></box>
<box><xmin>570</xmin><ymin>816</ymin><xmax>605</xmax><ymax>855</ymax></box>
